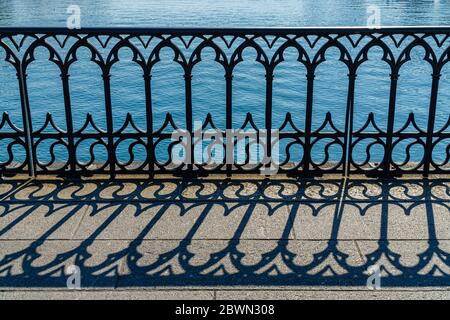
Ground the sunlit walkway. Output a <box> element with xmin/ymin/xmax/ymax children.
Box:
<box><xmin>0</xmin><ymin>174</ymin><xmax>449</xmax><ymax>299</ymax></box>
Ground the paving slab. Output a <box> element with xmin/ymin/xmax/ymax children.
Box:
<box><xmin>2</xmin><ymin>288</ymin><xmax>449</xmax><ymax>300</ymax></box>
<box><xmin>356</xmin><ymin>240</ymin><xmax>450</xmax><ymax>286</ymax></box>
<box><xmin>115</xmin><ymin>240</ymin><xmax>363</xmax><ymax>287</ymax></box>
<box><xmin>0</xmin><ymin>289</ymin><xmax>215</xmax><ymax>300</ymax></box>
<box><xmin>295</xmin><ymin>202</ymin><xmax>450</xmax><ymax>241</ymax></box>
<box><xmin>215</xmin><ymin>289</ymin><xmax>450</xmax><ymax>300</ymax></box>
<box><xmin>73</xmin><ymin>202</ymin><xmax>295</xmax><ymax>241</ymax></box>
<box><xmin>72</xmin><ymin>203</ymin><xmax>174</xmax><ymax>240</ymax></box>
<box><xmin>0</xmin><ymin>181</ymin><xmax>22</xmax><ymax>199</ymax></box>
<box><xmin>0</xmin><ymin>203</ymin><xmax>89</xmax><ymax>240</ymax></box>
<box><xmin>292</xmin><ymin>203</ymin><xmax>338</xmax><ymax>240</ymax></box>
<box><xmin>167</xmin><ymin>203</ymin><xmax>294</xmax><ymax>240</ymax></box>
<box><xmin>286</xmin><ymin>240</ymin><xmax>364</xmax><ymax>272</ymax></box>
<box><xmin>0</xmin><ymin>240</ymin><xmax>127</xmax><ymax>288</ymax></box>
<box><xmin>387</xmin><ymin>203</ymin><xmax>450</xmax><ymax>240</ymax></box>
<box><xmin>431</xmin><ymin>181</ymin><xmax>450</xmax><ymax>200</ymax></box>
<box><xmin>2</xmin><ymin>181</ymin><xmax>60</xmax><ymax>201</ymax></box>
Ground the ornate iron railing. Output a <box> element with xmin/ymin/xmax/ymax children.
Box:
<box><xmin>0</xmin><ymin>27</ymin><xmax>449</xmax><ymax>177</ymax></box>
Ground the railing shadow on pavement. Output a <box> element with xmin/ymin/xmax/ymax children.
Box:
<box><xmin>0</xmin><ymin>176</ymin><xmax>449</xmax><ymax>288</ymax></box>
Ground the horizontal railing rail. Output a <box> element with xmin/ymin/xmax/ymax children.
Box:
<box><xmin>0</xmin><ymin>27</ymin><xmax>449</xmax><ymax>177</ymax></box>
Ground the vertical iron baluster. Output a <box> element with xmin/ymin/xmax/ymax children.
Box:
<box><xmin>383</xmin><ymin>71</ymin><xmax>400</xmax><ymax>176</ymax></box>
<box><xmin>423</xmin><ymin>72</ymin><xmax>441</xmax><ymax>175</ymax></box>
<box><xmin>265</xmin><ymin>68</ymin><xmax>274</xmax><ymax>174</ymax></box>
<box><xmin>102</xmin><ymin>71</ymin><xmax>115</xmax><ymax>177</ymax></box>
<box><xmin>344</xmin><ymin>70</ymin><xmax>357</xmax><ymax>176</ymax></box>
<box><xmin>303</xmin><ymin>69</ymin><xmax>315</xmax><ymax>175</ymax></box>
<box><xmin>225</xmin><ymin>70</ymin><xmax>233</xmax><ymax>176</ymax></box>
<box><xmin>17</xmin><ymin>64</ymin><xmax>35</xmax><ymax>176</ymax></box>
<box><xmin>144</xmin><ymin>72</ymin><xmax>154</xmax><ymax>177</ymax></box>
<box><xmin>61</xmin><ymin>72</ymin><xmax>76</xmax><ymax>176</ymax></box>
<box><xmin>184</xmin><ymin>69</ymin><xmax>193</xmax><ymax>172</ymax></box>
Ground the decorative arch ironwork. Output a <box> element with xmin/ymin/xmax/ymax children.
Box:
<box><xmin>0</xmin><ymin>27</ymin><xmax>449</xmax><ymax>177</ymax></box>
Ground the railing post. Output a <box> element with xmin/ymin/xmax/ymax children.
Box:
<box><xmin>303</xmin><ymin>69</ymin><xmax>315</xmax><ymax>176</ymax></box>
<box><xmin>264</xmin><ymin>68</ymin><xmax>274</xmax><ymax>175</ymax></box>
<box><xmin>225</xmin><ymin>70</ymin><xmax>233</xmax><ymax>176</ymax></box>
<box><xmin>61</xmin><ymin>72</ymin><xmax>76</xmax><ymax>176</ymax></box>
<box><xmin>423</xmin><ymin>72</ymin><xmax>441</xmax><ymax>175</ymax></box>
<box><xmin>102</xmin><ymin>71</ymin><xmax>115</xmax><ymax>177</ymax></box>
<box><xmin>144</xmin><ymin>72</ymin><xmax>155</xmax><ymax>178</ymax></box>
<box><xmin>344</xmin><ymin>70</ymin><xmax>357</xmax><ymax>176</ymax></box>
<box><xmin>184</xmin><ymin>70</ymin><xmax>194</xmax><ymax>172</ymax></box>
<box><xmin>17</xmin><ymin>64</ymin><xmax>35</xmax><ymax>177</ymax></box>
<box><xmin>383</xmin><ymin>71</ymin><xmax>400</xmax><ymax>176</ymax></box>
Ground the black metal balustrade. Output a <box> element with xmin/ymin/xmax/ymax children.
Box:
<box><xmin>0</xmin><ymin>27</ymin><xmax>449</xmax><ymax>177</ymax></box>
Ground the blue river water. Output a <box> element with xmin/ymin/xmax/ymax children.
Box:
<box><xmin>0</xmin><ymin>0</ymin><xmax>449</xmax><ymax>166</ymax></box>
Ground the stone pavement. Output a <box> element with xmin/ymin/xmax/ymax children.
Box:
<box><xmin>0</xmin><ymin>174</ymin><xmax>449</xmax><ymax>300</ymax></box>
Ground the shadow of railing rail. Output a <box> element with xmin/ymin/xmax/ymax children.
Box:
<box><xmin>0</xmin><ymin>176</ymin><xmax>449</xmax><ymax>287</ymax></box>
